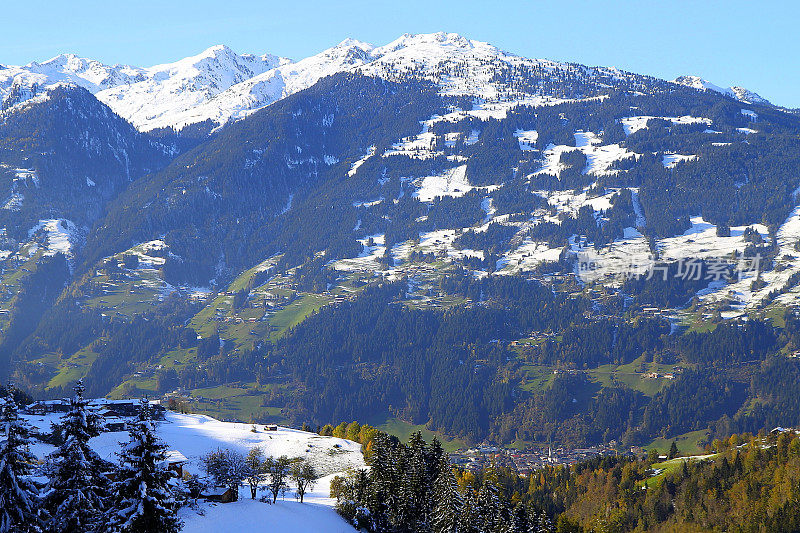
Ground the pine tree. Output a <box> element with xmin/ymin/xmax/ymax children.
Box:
<box><xmin>0</xmin><ymin>388</ymin><xmax>42</xmax><ymax>533</ymax></box>
<box><xmin>536</xmin><ymin>510</ymin><xmax>553</xmax><ymax>533</ymax></box>
<box><xmin>431</xmin><ymin>455</ymin><xmax>463</xmax><ymax>533</ymax></box>
<box><xmin>506</xmin><ymin>503</ymin><xmax>530</xmax><ymax>533</ymax></box>
<box><xmin>366</xmin><ymin>432</ymin><xmax>398</xmax><ymax>531</ymax></box>
<box><xmin>668</xmin><ymin>441</ymin><xmax>679</xmax><ymax>459</ymax></box>
<box><xmin>475</xmin><ymin>471</ymin><xmax>506</xmax><ymax>533</ymax></box>
<box><xmin>401</xmin><ymin>432</ymin><xmax>431</xmax><ymax>531</ymax></box>
<box><xmin>44</xmin><ymin>380</ymin><xmax>110</xmax><ymax>533</ymax></box>
<box><xmin>108</xmin><ymin>400</ymin><xmax>182</xmax><ymax>533</ymax></box>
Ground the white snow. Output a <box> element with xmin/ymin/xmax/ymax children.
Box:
<box><xmin>413</xmin><ymin>165</ymin><xmax>472</xmax><ymax>201</ymax></box>
<box><xmin>27</xmin><ymin>219</ymin><xmax>80</xmax><ymax>257</ymax></box>
<box><xmin>497</xmin><ymin>239</ymin><xmax>562</xmax><ymax>273</ymax></box>
<box><xmin>533</xmin><ymin>132</ymin><xmax>635</xmax><ymax>177</ymax></box>
<box><xmin>741</xmin><ymin>109</ymin><xmax>758</xmax><ymax>121</ymax></box>
<box><xmin>662</xmin><ymin>153</ymin><xmax>697</xmax><ymax>169</ymax></box>
<box><xmin>658</xmin><ymin>217</ymin><xmax>769</xmax><ymax>262</ymax></box>
<box><xmin>3</xmin><ymin>32</ymin><xmax>647</xmax><ymax>132</ymax></box>
<box><xmin>514</xmin><ymin>129</ymin><xmax>539</xmax><ymax>151</ymax></box>
<box><xmin>673</xmin><ymin>75</ymin><xmax>770</xmax><ymax>105</ymax></box>
<box><xmin>348</xmin><ymin>146</ymin><xmax>375</xmax><ymax>177</ymax></box>
<box><xmin>620</xmin><ymin>115</ymin><xmax>712</xmax><ymax>136</ymax></box>
<box><xmin>22</xmin><ymin>410</ymin><xmax>363</xmax><ymax>533</ymax></box>
<box><xmin>180</xmin><ymin>497</ymin><xmax>353</xmax><ymax>533</ymax></box>
<box><xmin>333</xmin><ymin>234</ymin><xmax>387</xmax><ymax>271</ymax></box>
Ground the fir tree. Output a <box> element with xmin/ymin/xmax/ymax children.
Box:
<box><xmin>401</xmin><ymin>432</ymin><xmax>431</xmax><ymax>531</ymax></box>
<box><xmin>108</xmin><ymin>400</ymin><xmax>182</xmax><ymax>533</ymax></box>
<box><xmin>668</xmin><ymin>440</ymin><xmax>679</xmax><ymax>459</ymax></box>
<box><xmin>535</xmin><ymin>510</ymin><xmax>553</xmax><ymax>533</ymax></box>
<box><xmin>0</xmin><ymin>387</ymin><xmax>42</xmax><ymax>533</ymax></box>
<box><xmin>506</xmin><ymin>503</ymin><xmax>530</xmax><ymax>533</ymax></box>
<box><xmin>431</xmin><ymin>455</ymin><xmax>463</xmax><ymax>533</ymax></box>
<box><xmin>44</xmin><ymin>381</ymin><xmax>110</xmax><ymax>533</ymax></box>
<box><xmin>475</xmin><ymin>471</ymin><xmax>506</xmax><ymax>533</ymax></box>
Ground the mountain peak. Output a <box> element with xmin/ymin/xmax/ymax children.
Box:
<box><xmin>334</xmin><ymin>38</ymin><xmax>374</xmax><ymax>52</ymax></box>
<box><xmin>673</xmin><ymin>75</ymin><xmax>770</xmax><ymax>105</ymax></box>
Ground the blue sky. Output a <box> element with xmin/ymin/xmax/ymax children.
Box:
<box><xmin>4</xmin><ymin>0</ymin><xmax>796</xmax><ymax>107</ymax></box>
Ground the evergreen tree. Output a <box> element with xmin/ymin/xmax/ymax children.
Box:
<box><xmin>44</xmin><ymin>380</ymin><xmax>110</xmax><ymax>533</ymax></box>
<box><xmin>0</xmin><ymin>387</ymin><xmax>42</xmax><ymax>533</ymax></box>
<box><xmin>402</xmin><ymin>432</ymin><xmax>431</xmax><ymax>531</ymax></box>
<box><xmin>668</xmin><ymin>440</ymin><xmax>679</xmax><ymax>459</ymax></box>
<box><xmin>475</xmin><ymin>471</ymin><xmax>506</xmax><ymax>533</ymax></box>
<box><xmin>431</xmin><ymin>455</ymin><xmax>463</xmax><ymax>533</ymax></box>
<box><xmin>108</xmin><ymin>400</ymin><xmax>182</xmax><ymax>533</ymax></box>
<box><xmin>366</xmin><ymin>432</ymin><xmax>398</xmax><ymax>531</ymax></box>
<box><xmin>537</xmin><ymin>510</ymin><xmax>553</xmax><ymax>533</ymax></box>
<box><xmin>506</xmin><ymin>503</ymin><xmax>530</xmax><ymax>533</ymax></box>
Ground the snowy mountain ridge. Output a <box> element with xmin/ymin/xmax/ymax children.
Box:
<box><xmin>1</xmin><ymin>32</ymin><xmax>773</xmax><ymax>132</ymax></box>
<box><xmin>673</xmin><ymin>74</ymin><xmax>770</xmax><ymax>105</ymax></box>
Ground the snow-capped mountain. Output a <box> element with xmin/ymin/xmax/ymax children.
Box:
<box><xmin>95</xmin><ymin>45</ymin><xmax>288</xmax><ymax>131</ymax></box>
<box><xmin>673</xmin><ymin>75</ymin><xmax>770</xmax><ymax>105</ymax></box>
<box><xmin>3</xmin><ymin>32</ymin><xmax>773</xmax><ymax>133</ymax></box>
<box><xmin>1</xmin><ymin>45</ymin><xmax>288</xmax><ymax>130</ymax></box>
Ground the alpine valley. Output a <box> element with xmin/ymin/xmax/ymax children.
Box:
<box><xmin>3</xmin><ymin>31</ymin><xmax>800</xmax><ymax>454</ymax></box>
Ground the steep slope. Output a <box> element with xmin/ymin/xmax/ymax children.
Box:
<box><xmin>84</xmin><ymin>72</ymin><xmax>447</xmax><ymax>283</ymax></box>
<box><xmin>0</xmin><ymin>84</ymin><xmax>174</xmax><ymax>239</ymax></box>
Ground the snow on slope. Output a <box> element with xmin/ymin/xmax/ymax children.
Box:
<box><xmin>180</xmin><ymin>495</ymin><xmax>353</xmax><ymax>533</ymax></box>
<box><xmin>96</xmin><ymin>45</ymin><xmax>287</xmax><ymax>131</ymax></box>
<box><xmin>533</xmin><ymin>132</ymin><xmax>635</xmax><ymax>177</ymax></box>
<box><xmin>24</xmin><ymin>410</ymin><xmax>365</xmax><ymax>477</ymax></box>
<box><xmin>673</xmin><ymin>75</ymin><xmax>770</xmax><ymax>105</ymax></box>
<box><xmin>620</xmin><ymin>115</ymin><xmax>712</xmax><ymax>135</ymax></box>
<box><xmin>1</xmin><ymin>45</ymin><xmax>287</xmax><ymax>131</ymax></box>
<box><xmin>27</xmin><ymin>219</ymin><xmax>82</xmax><ymax>257</ymax></box>
<box><xmin>23</xmin><ymin>410</ymin><xmax>362</xmax><ymax>532</ymax></box>
<box><xmin>413</xmin><ymin>165</ymin><xmax>472</xmax><ymax>201</ymax></box>
<box><xmin>1</xmin><ymin>32</ymin><xmax>655</xmax><ymax>132</ymax></box>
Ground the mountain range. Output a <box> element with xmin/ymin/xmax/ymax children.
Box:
<box><xmin>1</xmin><ymin>32</ymin><xmax>773</xmax><ymax>132</ymax></box>
<box><xmin>2</xmin><ymin>32</ymin><xmax>800</xmax><ymax>453</ymax></box>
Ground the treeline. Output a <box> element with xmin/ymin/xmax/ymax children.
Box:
<box><xmin>332</xmin><ymin>432</ymin><xmax>553</xmax><ymax>533</ymax></box>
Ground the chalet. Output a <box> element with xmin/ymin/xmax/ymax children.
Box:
<box><xmin>25</xmin><ymin>399</ymin><xmax>70</xmax><ymax>415</ymax></box>
<box><xmin>202</xmin><ymin>486</ymin><xmax>238</xmax><ymax>503</ymax></box>
<box><xmin>163</xmin><ymin>450</ymin><xmax>188</xmax><ymax>478</ymax></box>
<box><xmin>104</xmin><ymin>417</ymin><xmax>127</xmax><ymax>432</ymax></box>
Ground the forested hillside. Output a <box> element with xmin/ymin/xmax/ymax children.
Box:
<box><xmin>2</xmin><ymin>33</ymin><xmax>800</xmax><ymax>456</ymax></box>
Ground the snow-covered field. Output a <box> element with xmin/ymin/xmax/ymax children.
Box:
<box><xmin>180</xmin><ymin>492</ymin><xmax>353</xmax><ymax>533</ymax></box>
<box><xmin>23</xmin><ymin>410</ymin><xmax>364</xmax><ymax>532</ymax></box>
<box><xmin>27</xmin><ymin>218</ymin><xmax>82</xmax><ymax>257</ymax></box>
<box><xmin>620</xmin><ymin>115</ymin><xmax>712</xmax><ymax>136</ymax></box>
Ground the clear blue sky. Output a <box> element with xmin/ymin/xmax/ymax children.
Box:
<box><xmin>4</xmin><ymin>0</ymin><xmax>796</xmax><ymax>107</ymax></box>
